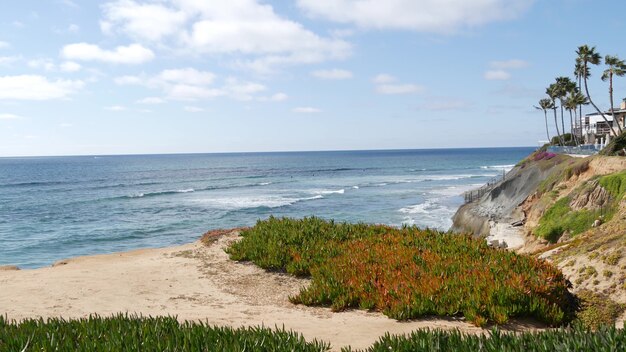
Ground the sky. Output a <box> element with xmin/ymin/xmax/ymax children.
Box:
<box><xmin>1</xmin><ymin>0</ymin><xmax>626</xmax><ymax>157</ymax></box>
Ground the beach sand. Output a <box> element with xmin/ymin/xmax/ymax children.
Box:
<box><xmin>0</xmin><ymin>230</ymin><xmax>543</xmax><ymax>351</ymax></box>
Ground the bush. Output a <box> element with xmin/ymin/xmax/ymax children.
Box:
<box><xmin>599</xmin><ymin>131</ymin><xmax>626</xmax><ymax>156</ymax></box>
<box><xmin>0</xmin><ymin>315</ymin><xmax>330</xmax><ymax>352</ymax></box>
<box><xmin>229</xmin><ymin>217</ymin><xmax>575</xmax><ymax>327</ymax></box>
<box><xmin>575</xmin><ymin>290</ymin><xmax>625</xmax><ymax>329</ymax></box>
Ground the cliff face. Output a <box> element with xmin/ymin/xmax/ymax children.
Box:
<box><xmin>451</xmin><ymin>156</ymin><xmax>565</xmax><ymax>237</ymax></box>
<box><xmin>452</xmin><ymin>152</ymin><xmax>626</xmax><ymax>309</ymax></box>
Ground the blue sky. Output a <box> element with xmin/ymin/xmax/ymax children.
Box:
<box><xmin>1</xmin><ymin>0</ymin><xmax>625</xmax><ymax>156</ymax></box>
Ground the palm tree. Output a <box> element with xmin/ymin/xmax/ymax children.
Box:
<box><xmin>546</xmin><ymin>84</ymin><xmax>564</xmax><ymax>145</ymax></box>
<box><xmin>576</xmin><ymin>45</ymin><xmax>617</xmax><ymax>136</ymax></box>
<box><xmin>574</xmin><ymin>59</ymin><xmax>585</xmax><ymax>125</ymax></box>
<box><xmin>601</xmin><ymin>55</ymin><xmax>625</xmax><ymax>134</ymax></box>
<box><xmin>555</xmin><ymin>76</ymin><xmax>577</xmax><ymax>136</ymax></box>
<box><xmin>569</xmin><ymin>90</ymin><xmax>589</xmax><ymax>142</ymax></box>
<box><xmin>535</xmin><ymin>98</ymin><xmax>554</xmax><ymax>143</ymax></box>
<box><xmin>564</xmin><ymin>91</ymin><xmax>581</xmax><ymax>145</ymax></box>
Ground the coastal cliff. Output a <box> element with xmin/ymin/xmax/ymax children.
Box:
<box><xmin>451</xmin><ymin>153</ymin><xmax>568</xmax><ymax>239</ymax></box>
<box><xmin>451</xmin><ymin>150</ymin><xmax>626</xmax><ymax>323</ymax></box>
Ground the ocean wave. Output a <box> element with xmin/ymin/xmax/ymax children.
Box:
<box><xmin>481</xmin><ymin>164</ymin><xmax>515</xmax><ymax>171</ymax></box>
<box><xmin>126</xmin><ymin>189</ymin><xmax>195</xmax><ymax>199</ymax></box>
<box><xmin>399</xmin><ymin>199</ymin><xmax>455</xmax><ymax>230</ymax></box>
<box><xmin>311</xmin><ymin>188</ymin><xmax>345</xmax><ymax>195</ymax></box>
<box><xmin>198</xmin><ymin>194</ymin><xmax>323</xmax><ymax>210</ymax></box>
<box><xmin>422</xmin><ymin>174</ymin><xmax>493</xmax><ymax>181</ymax></box>
<box><xmin>429</xmin><ymin>184</ymin><xmax>485</xmax><ymax>197</ymax></box>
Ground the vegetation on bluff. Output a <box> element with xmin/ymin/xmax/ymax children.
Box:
<box><xmin>227</xmin><ymin>217</ymin><xmax>575</xmax><ymax>327</ymax></box>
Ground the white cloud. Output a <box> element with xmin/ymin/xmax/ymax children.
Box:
<box><xmin>114</xmin><ymin>75</ymin><xmax>143</xmax><ymax>85</ymax></box>
<box><xmin>184</xmin><ymin>106</ymin><xmax>205</xmax><ymax>113</ymax></box>
<box><xmin>0</xmin><ymin>41</ymin><xmax>9</xmax><ymax>49</ymax></box>
<box><xmin>372</xmin><ymin>74</ymin><xmax>396</xmax><ymax>84</ymax></box>
<box><xmin>0</xmin><ymin>75</ymin><xmax>84</xmax><ymax>100</ymax></box>
<box><xmin>293</xmin><ymin>107</ymin><xmax>321</xmax><ymax>113</ymax></box>
<box><xmin>100</xmin><ymin>0</ymin><xmax>351</xmax><ymax>72</ymax></box>
<box><xmin>484</xmin><ymin>70</ymin><xmax>511</xmax><ymax>81</ymax></box>
<box><xmin>484</xmin><ymin>59</ymin><xmax>528</xmax><ymax>81</ymax></box>
<box><xmin>114</xmin><ymin>68</ymin><xmax>274</xmax><ymax>101</ymax></box>
<box><xmin>297</xmin><ymin>0</ymin><xmax>533</xmax><ymax>33</ymax></box>
<box><xmin>267</xmin><ymin>92</ymin><xmax>288</xmax><ymax>102</ymax></box>
<box><xmin>376</xmin><ymin>83</ymin><xmax>423</xmax><ymax>95</ymax></box>
<box><xmin>490</xmin><ymin>59</ymin><xmax>528</xmax><ymax>70</ymax></box>
<box><xmin>372</xmin><ymin>74</ymin><xmax>423</xmax><ymax>94</ymax></box>
<box><xmin>28</xmin><ymin>59</ymin><xmax>56</xmax><ymax>71</ymax></box>
<box><xmin>417</xmin><ymin>98</ymin><xmax>472</xmax><ymax>111</ymax></box>
<box><xmin>311</xmin><ymin>69</ymin><xmax>353</xmax><ymax>80</ymax></box>
<box><xmin>67</xmin><ymin>24</ymin><xmax>80</xmax><ymax>33</ymax></box>
<box><xmin>60</xmin><ymin>61</ymin><xmax>82</xmax><ymax>72</ymax></box>
<box><xmin>0</xmin><ymin>113</ymin><xmax>22</xmax><ymax>120</ymax></box>
<box><xmin>105</xmin><ymin>105</ymin><xmax>126</xmax><ymax>111</ymax></box>
<box><xmin>0</xmin><ymin>56</ymin><xmax>19</xmax><ymax>66</ymax></box>
<box><xmin>136</xmin><ymin>97</ymin><xmax>165</xmax><ymax>104</ymax></box>
<box><xmin>158</xmin><ymin>68</ymin><xmax>215</xmax><ymax>86</ymax></box>
<box><xmin>61</xmin><ymin>0</ymin><xmax>78</xmax><ymax>8</ymax></box>
<box><xmin>101</xmin><ymin>0</ymin><xmax>187</xmax><ymax>41</ymax></box>
<box><xmin>61</xmin><ymin>42</ymin><xmax>154</xmax><ymax>64</ymax></box>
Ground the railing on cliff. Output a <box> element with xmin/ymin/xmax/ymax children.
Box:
<box><xmin>463</xmin><ymin>171</ymin><xmax>506</xmax><ymax>204</ymax></box>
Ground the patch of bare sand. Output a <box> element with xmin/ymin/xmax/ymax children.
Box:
<box><xmin>0</xmin><ymin>231</ymin><xmax>545</xmax><ymax>351</ymax></box>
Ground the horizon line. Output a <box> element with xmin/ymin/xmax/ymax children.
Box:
<box><xmin>0</xmin><ymin>145</ymin><xmax>537</xmax><ymax>159</ymax></box>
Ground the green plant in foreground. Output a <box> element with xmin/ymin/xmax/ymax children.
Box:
<box><xmin>0</xmin><ymin>315</ymin><xmax>330</xmax><ymax>352</ymax></box>
<box><xmin>229</xmin><ymin>217</ymin><xmax>576</xmax><ymax>327</ymax></box>
<box><xmin>348</xmin><ymin>323</ymin><xmax>626</xmax><ymax>352</ymax></box>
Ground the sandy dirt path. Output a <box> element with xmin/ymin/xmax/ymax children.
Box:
<box><xmin>0</xmin><ymin>231</ymin><xmax>541</xmax><ymax>350</ymax></box>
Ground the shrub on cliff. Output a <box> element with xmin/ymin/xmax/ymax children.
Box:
<box><xmin>228</xmin><ymin>217</ymin><xmax>575</xmax><ymax>327</ymax></box>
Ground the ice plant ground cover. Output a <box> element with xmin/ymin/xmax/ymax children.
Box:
<box><xmin>227</xmin><ymin>217</ymin><xmax>576</xmax><ymax>326</ymax></box>
<box><xmin>1</xmin><ymin>315</ymin><xmax>624</xmax><ymax>351</ymax></box>
<box><xmin>0</xmin><ymin>315</ymin><xmax>330</xmax><ymax>351</ymax></box>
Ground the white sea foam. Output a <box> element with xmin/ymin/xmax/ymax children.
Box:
<box><xmin>352</xmin><ymin>186</ymin><xmax>359</xmax><ymax>189</ymax></box>
<box><xmin>311</xmin><ymin>188</ymin><xmax>345</xmax><ymax>195</ymax></box>
<box><xmin>258</xmin><ymin>182</ymin><xmax>272</xmax><ymax>186</ymax></box>
<box><xmin>177</xmin><ymin>188</ymin><xmax>195</xmax><ymax>193</ymax></box>
<box><xmin>198</xmin><ymin>194</ymin><xmax>322</xmax><ymax>210</ymax></box>
<box><xmin>481</xmin><ymin>164</ymin><xmax>515</xmax><ymax>172</ymax></box>
<box><xmin>399</xmin><ymin>199</ymin><xmax>455</xmax><ymax>231</ymax></box>
<box><xmin>429</xmin><ymin>184</ymin><xmax>484</xmax><ymax>197</ymax></box>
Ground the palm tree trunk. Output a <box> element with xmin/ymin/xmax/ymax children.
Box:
<box><xmin>569</xmin><ymin>109</ymin><xmax>578</xmax><ymax>145</ymax></box>
<box><xmin>544</xmin><ymin>111</ymin><xmax>551</xmax><ymax>142</ymax></box>
<box><xmin>553</xmin><ymin>108</ymin><xmax>563</xmax><ymax>145</ymax></box>
<box><xmin>560</xmin><ymin>104</ymin><xmax>566</xmax><ymax>140</ymax></box>
<box><xmin>609</xmin><ymin>73</ymin><xmax>624</xmax><ymax>134</ymax></box>
<box><xmin>584</xmin><ymin>75</ymin><xmax>617</xmax><ymax>136</ymax></box>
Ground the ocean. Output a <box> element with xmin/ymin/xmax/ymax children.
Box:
<box><xmin>0</xmin><ymin>147</ymin><xmax>533</xmax><ymax>268</ymax></box>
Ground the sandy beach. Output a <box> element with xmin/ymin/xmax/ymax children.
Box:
<box><xmin>0</xmin><ymin>230</ymin><xmax>545</xmax><ymax>350</ymax></box>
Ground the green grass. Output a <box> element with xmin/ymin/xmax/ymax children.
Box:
<box><xmin>228</xmin><ymin>217</ymin><xmax>575</xmax><ymax>327</ymax></box>
<box><xmin>535</xmin><ymin>170</ymin><xmax>626</xmax><ymax>243</ymax></box>
<box><xmin>534</xmin><ymin>197</ymin><xmax>600</xmax><ymax>242</ymax></box>
<box><xmin>599</xmin><ymin>171</ymin><xmax>626</xmax><ymax>199</ymax></box>
<box><xmin>347</xmin><ymin>324</ymin><xmax>626</xmax><ymax>352</ymax></box>
<box><xmin>0</xmin><ymin>314</ymin><xmax>330</xmax><ymax>352</ymax></box>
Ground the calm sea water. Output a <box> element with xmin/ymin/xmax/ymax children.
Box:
<box><xmin>0</xmin><ymin>148</ymin><xmax>533</xmax><ymax>268</ymax></box>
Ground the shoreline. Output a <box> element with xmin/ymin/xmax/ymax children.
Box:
<box><xmin>0</xmin><ymin>229</ymin><xmax>545</xmax><ymax>351</ymax></box>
